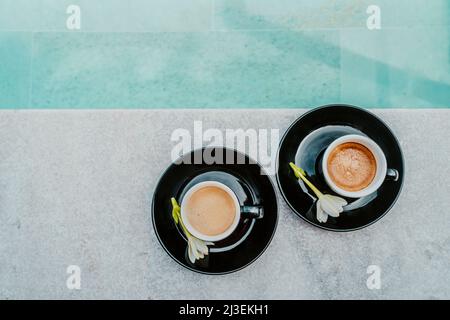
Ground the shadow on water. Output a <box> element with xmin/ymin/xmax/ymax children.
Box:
<box><xmin>219</xmin><ymin>3</ymin><xmax>450</xmax><ymax>107</ymax></box>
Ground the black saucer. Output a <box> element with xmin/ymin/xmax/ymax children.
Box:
<box><xmin>152</xmin><ymin>147</ymin><xmax>278</xmax><ymax>274</ymax></box>
<box><xmin>276</xmin><ymin>105</ymin><xmax>404</xmax><ymax>231</ymax></box>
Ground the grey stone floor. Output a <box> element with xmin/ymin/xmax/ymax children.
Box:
<box><xmin>0</xmin><ymin>109</ymin><xmax>449</xmax><ymax>300</ymax></box>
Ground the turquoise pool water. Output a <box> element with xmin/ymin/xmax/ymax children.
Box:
<box><xmin>0</xmin><ymin>0</ymin><xmax>449</xmax><ymax>108</ymax></box>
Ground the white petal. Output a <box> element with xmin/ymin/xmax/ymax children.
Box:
<box><xmin>196</xmin><ymin>249</ymin><xmax>205</xmax><ymax>259</ymax></box>
<box><xmin>198</xmin><ymin>246</ymin><xmax>209</xmax><ymax>256</ymax></box>
<box><xmin>188</xmin><ymin>238</ymin><xmax>203</xmax><ymax>261</ymax></box>
<box><xmin>316</xmin><ymin>202</ymin><xmax>328</xmax><ymax>223</ymax></box>
<box><xmin>188</xmin><ymin>238</ymin><xmax>198</xmax><ymax>251</ymax></box>
<box><xmin>326</xmin><ymin>195</ymin><xmax>346</xmax><ymax>213</ymax></box>
<box><xmin>320</xmin><ymin>197</ymin><xmax>341</xmax><ymax>217</ymax></box>
<box><xmin>192</xmin><ymin>238</ymin><xmax>209</xmax><ymax>255</ymax></box>
<box><xmin>193</xmin><ymin>246</ymin><xmax>202</xmax><ymax>260</ymax></box>
<box><xmin>326</xmin><ymin>195</ymin><xmax>348</xmax><ymax>206</ymax></box>
<box><xmin>188</xmin><ymin>243</ymin><xmax>196</xmax><ymax>263</ymax></box>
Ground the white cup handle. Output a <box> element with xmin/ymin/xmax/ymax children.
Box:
<box><xmin>241</xmin><ymin>206</ymin><xmax>264</xmax><ymax>219</ymax></box>
<box><xmin>386</xmin><ymin>169</ymin><xmax>400</xmax><ymax>182</ymax></box>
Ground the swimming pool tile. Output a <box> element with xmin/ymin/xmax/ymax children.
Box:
<box><xmin>1</xmin><ymin>1</ymin><xmax>449</xmax><ymax>109</ymax></box>
<box><xmin>214</xmin><ymin>0</ymin><xmax>450</xmax><ymax>30</ymax></box>
<box><xmin>0</xmin><ymin>1</ymin><xmax>43</xmax><ymax>30</ymax></box>
<box><xmin>0</xmin><ymin>0</ymin><xmax>212</xmax><ymax>32</ymax></box>
<box><xmin>374</xmin><ymin>0</ymin><xmax>449</xmax><ymax>28</ymax></box>
<box><xmin>340</xmin><ymin>27</ymin><xmax>450</xmax><ymax>108</ymax></box>
<box><xmin>30</xmin><ymin>31</ymin><xmax>340</xmax><ymax>108</ymax></box>
<box><xmin>0</xmin><ymin>32</ymin><xmax>32</xmax><ymax>108</ymax></box>
<box><xmin>214</xmin><ymin>0</ymin><xmax>365</xmax><ymax>30</ymax></box>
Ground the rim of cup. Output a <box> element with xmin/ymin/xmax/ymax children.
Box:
<box><xmin>180</xmin><ymin>181</ymin><xmax>241</xmax><ymax>242</ymax></box>
<box><xmin>322</xmin><ymin>135</ymin><xmax>387</xmax><ymax>198</ymax></box>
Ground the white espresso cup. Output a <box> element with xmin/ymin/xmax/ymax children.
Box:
<box><xmin>322</xmin><ymin>135</ymin><xmax>392</xmax><ymax>198</ymax></box>
<box><xmin>180</xmin><ymin>181</ymin><xmax>263</xmax><ymax>242</ymax></box>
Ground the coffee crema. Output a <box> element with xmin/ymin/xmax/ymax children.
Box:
<box><xmin>327</xmin><ymin>142</ymin><xmax>377</xmax><ymax>192</ymax></box>
<box><xmin>185</xmin><ymin>186</ymin><xmax>236</xmax><ymax>236</ymax></box>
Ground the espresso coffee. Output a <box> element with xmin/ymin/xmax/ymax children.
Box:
<box><xmin>327</xmin><ymin>142</ymin><xmax>377</xmax><ymax>192</ymax></box>
<box><xmin>185</xmin><ymin>186</ymin><xmax>236</xmax><ymax>236</ymax></box>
